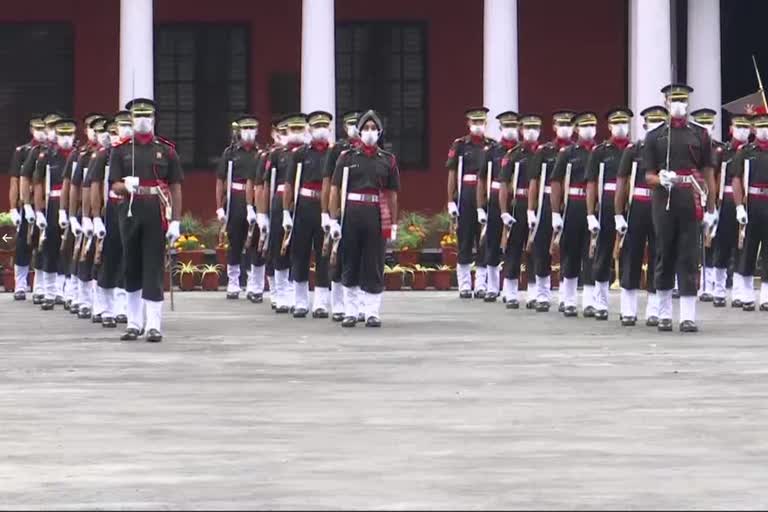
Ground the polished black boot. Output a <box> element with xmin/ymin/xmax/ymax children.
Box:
<box><xmin>583</xmin><ymin>306</ymin><xmax>596</xmax><ymax>318</ymax></box>
<box><xmin>679</xmin><ymin>320</ymin><xmax>698</xmax><ymax>333</ymax></box>
<box><xmin>341</xmin><ymin>316</ymin><xmax>357</xmax><ymax>328</ymax></box>
<box><xmin>657</xmin><ymin>318</ymin><xmax>673</xmax><ymax>332</ymax></box>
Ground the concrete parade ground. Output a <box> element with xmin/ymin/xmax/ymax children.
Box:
<box><xmin>1</xmin><ymin>290</ymin><xmax>767</xmax><ymax>510</ymax></box>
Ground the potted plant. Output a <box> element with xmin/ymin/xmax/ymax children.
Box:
<box><xmin>216</xmin><ymin>241</ymin><xmax>228</xmax><ymax>267</ymax></box>
<box><xmin>199</xmin><ymin>264</ymin><xmax>222</xmax><ymax>291</ymax></box>
<box><xmin>0</xmin><ymin>212</ymin><xmax>16</xmax><ymax>253</ymax></box>
<box><xmin>396</xmin><ymin>211</ymin><xmax>428</xmax><ymax>266</ymax></box>
<box><xmin>1</xmin><ymin>266</ymin><xmax>13</xmax><ymax>292</ymax></box>
<box><xmin>433</xmin><ymin>265</ymin><xmax>453</xmax><ymax>290</ymax></box>
<box><xmin>383</xmin><ymin>264</ymin><xmax>405</xmax><ymax>291</ymax></box>
<box><xmin>439</xmin><ymin>232</ymin><xmax>458</xmax><ymax>267</ymax></box>
<box><xmin>173</xmin><ymin>261</ymin><xmax>199</xmax><ymax>291</ymax></box>
<box><xmin>410</xmin><ymin>264</ymin><xmax>431</xmax><ymax>291</ymax></box>
<box><xmin>175</xmin><ymin>235</ymin><xmax>206</xmax><ymax>266</ymax></box>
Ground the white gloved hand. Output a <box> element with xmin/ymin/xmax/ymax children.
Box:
<box><xmin>587</xmin><ymin>214</ymin><xmax>600</xmax><ymax>234</ymax></box>
<box><xmin>58</xmin><ymin>209</ymin><xmax>69</xmax><ymax>230</ymax></box>
<box><xmin>551</xmin><ymin>212</ymin><xmax>564</xmax><ymax>232</ymax></box>
<box><xmin>476</xmin><ymin>208</ymin><xmax>488</xmax><ymax>225</ymax></box>
<box><xmin>93</xmin><ymin>217</ymin><xmax>106</xmax><ymax>239</ymax></box>
<box><xmin>330</xmin><ymin>219</ymin><xmax>342</xmax><ymax>240</ymax></box>
<box><xmin>703</xmin><ymin>210</ymin><xmax>719</xmax><ymax>233</ymax></box>
<box><xmin>123</xmin><ymin>176</ymin><xmax>139</xmax><ymax>194</ymax></box>
<box><xmin>256</xmin><ymin>213</ymin><xmax>269</xmax><ymax>237</ymax></box>
<box><xmin>35</xmin><ymin>211</ymin><xmax>47</xmax><ymax>230</ymax></box>
<box><xmin>447</xmin><ymin>201</ymin><xmax>459</xmax><ymax>218</ymax></box>
<box><xmin>659</xmin><ymin>170</ymin><xmax>677</xmax><ymax>188</ymax></box>
<box><xmin>10</xmin><ymin>208</ymin><xmax>21</xmax><ymax>227</ymax></box>
<box><xmin>81</xmin><ymin>217</ymin><xmax>94</xmax><ymax>237</ymax></box>
<box><xmin>390</xmin><ymin>224</ymin><xmax>398</xmax><ymax>242</ymax></box>
<box><xmin>736</xmin><ymin>204</ymin><xmax>748</xmax><ymax>225</ymax></box>
<box><xmin>70</xmin><ymin>216</ymin><xmax>82</xmax><ymax>237</ymax></box>
<box><xmin>24</xmin><ymin>204</ymin><xmax>35</xmax><ymax>223</ymax></box>
<box><xmin>526</xmin><ymin>209</ymin><xmax>537</xmax><ymax>230</ymax></box>
<box><xmin>614</xmin><ymin>214</ymin><xmax>628</xmax><ymax>235</ymax></box>
<box><xmin>321</xmin><ymin>212</ymin><xmax>332</xmax><ymax>233</ymax></box>
<box><xmin>501</xmin><ymin>212</ymin><xmax>515</xmax><ymax>227</ymax></box>
<box><xmin>282</xmin><ymin>209</ymin><xmax>293</xmax><ymax>230</ymax></box>
<box><xmin>166</xmin><ymin>220</ymin><xmax>180</xmax><ymax>245</ymax></box>
<box><xmin>216</xmin><ymin>207</ymin><xmax>226</xmax><ymax>223</ymax></box>
<box><xmin>246</xmin><ymin>205</ymin><xmax>257</xmax><ymax>225</ymax></box>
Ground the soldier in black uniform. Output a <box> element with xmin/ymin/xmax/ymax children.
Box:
<box><xmin>215</xmin><ymin>115</ymin><xmax>261</xmax><ymax>300</ymax></box>
<box><xmin>8</xmin><ymin>116</ymin><xmax>46</xmax><ymax>300</ymax></box>
<box><xmin>323</xmin><ymin>111</ymin><xmax>362</xmax><ymax>321</ymax></box>
<box><xmin>446</xmin><ymin>107</ymin><xmax>496</xmax><ymax>299</ymax></box>
<box><xmin>550</xmin><ymin>112</ymin><xmax>598</xmax><ymax>317</ymax></box>
<box><xmin>329</xmin><ymin>109</ymin><xmax>400</xmax><ymax>327</ymax></box>
<box><xmin>585</xmin><ymin>108</ymin><xmax>633</xmax><ymax>320</ymax></box>
<box><xmin>478</xmin><ymin>111</ymin><xmax>519</xmax><ymax>302</ymax></box>
<box><xmin>732</xmin><ymin>113</ymin><xmax>768</xmax><ymax>311</ymax></box>
<box><xmin>109</xmin><ymin>98</ymin><xmax>184</xmax><ymax>342</ymax></box>
<box><xmin>283</xmin><ymin>110</ymin><xmax>333</xmax><ymax>318</ymax></box>
<box><xmin>615</xmin><ymin>106</ymin><xmax>667</xmax><ymax>327</ymax></box>
<box><xmin>642</xmin><ymin>84</ymin><xmax>717</xmax><ymax>332</ymax></box>
<box><xmin>499</xmin><ymin>114</ymin><xmax>541</xmax><ymax>308</ymax></box>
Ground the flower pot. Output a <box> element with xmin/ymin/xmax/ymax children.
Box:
<box><xmin>441</xmin><ymin>247</ymin><xmax>458</xmax><ymax>267</ymax></box>
<box><xmin>2</xmin><ymin>269</ymin><xmax>14</xmax><ymax>292</ymax></box>
<box><xmin>164</xmin><ymin>271</ymin><xmax>171</xmax><ymax>292</ymax></box>
<box><xmin>179</xmin><ymin>272</ymin><xmax>196</xmax><ymax>291</ymax></box>
<box><xmin>411</xmin><ymin>270</ymin><xmax>428</xmax><ymax>291</ymax></box>
<box><xmin>201</xmin><ymin>272</ymin><xmax>219</xmax><ymax>291</ymax></box>
<box><xmin>397</xmin><ymin>250</ymin><xmax>420</xmax><ymax>267</ymax></box>
<box><xmin>177</xmin><ymin>249</ymin><xmax>205</xmax><ymax>266</ymax></box>
<box><xmin>433</xmin><ymin>270</ymin><xmax>452</xmax><ymax>290</ymax></box>
<box><xmin>216</xmin><ymin>247</ymin><xmax>227</xmax><ymax>266</ymax></box>
<box><xmin>384</xmin><ymin>272</ymin><xmax>403</xmax><ymax>291</ymax></box>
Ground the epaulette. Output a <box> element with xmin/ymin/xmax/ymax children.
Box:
<box><xmin>559</xmin><ymin>146</ymin><xmax>568</xmax><ymax>152</ymax></box>
<box><xmin>155</xmin><ymin>135</ymin><xmax>176</xmax><ymax>149</ymax></box>
<box><xmin>626</xmin><ymin>143</ymin><xmax>634</xmax><ymax>149</ymax></box>
<box><xmin>291</xmin><ymin>145</ymin><xmax>303</xmax><ymax>153</ymax></box>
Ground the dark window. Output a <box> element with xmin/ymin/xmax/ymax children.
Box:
<box><xmin>0</xmin><ymin>24</ymin><xmax>73</xmax><ymax>173</ymax></box>
<box><xmin>155</xmin><ymin>25</ymin><xmax>249</xmax><ymax>168</ymax></box>
<box><xmin>336</xmin><ymin>22</ymin><xmax>428</xmax><ymax>168</ymax></box>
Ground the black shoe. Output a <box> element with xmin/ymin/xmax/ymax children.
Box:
<box><xmin>92</xmin><ymin>314</ymin><xmax>102</xmax><ymax>324</ymax></box>
<box><xmin>595</xmin><ymin>309</ymin><xmax>609</xmax><ymax>321</ymax></box>
<box><xmin>116</xmin><ymin>314</ymin><xmax>128</xmax><ymax>324</ymax></box>
<box><xmin>732</xmin><ymin>299</ymin><xmax>743</xmax><ymax>308</ymax></box>
<box><xmin>120</xmin><ymin>328</ymin><xmax>141</xmax><ymax>341</ymax></box>
<box><xmin>621</xmin><ymin>316</ymin><xmax>637</xmax><ymax>327</ymax></box>
<box><xmin>761</xmin><ymin>303</ymin><xmax>768</xmax><ymax>312</ymax></box>
<box><xmin>743</xmin><ymin>302</ymin><xmax>756</xmax><ymax>312</ymax></box>
<box><xmin>365</xmin><ymin>316</ymin><xmax>382</xmax><ymax>328</ymax></box>
<box><xmin>275</xmin><ymin>305</ymin><xmax>290</xmax><ymax>314</ymax></box>
<box><xmin>536</xmin><ymin>302</ymin><xmax>550</xmax><ymax>313</ymax></box>
<box><xmin>146</xmin><ymin>328</ymin><xmax>163</xmax><ymax>343</ymax></box>
<box><xmin>102</xmin><ymin>317</ymin><xmax>117</xmax><ymax>328</ymax></box>
<box><xmin>312</xmin><ymin>308</ymin><xmax>329</xmax><ymax>319</ymax></box>
<box><xmin>13</xmin><ymin>291</ymin><xmax>26</xmax><ymax>301</ymax></box>
<box><xmin>54</xmin><ymin>295</ymin><xmax>65</xmax><ymax>305</ymax></box>
<box><xmin>459</xmin><ymin>290</ymin><xmax>472</xmax><ymax>299</ymax></box>
<box><xmin>226</xmin><ymin>292</ymin><xmax>239</xmax><ymax>300</ymax></box>
<box><xmin>70</xmin><ymin>304</ymin><xmax>80</xmax><ymax>315</ymax></box>
<box><xmin>583</xmin><ymin>306</ymin><xmax>596</xmax><ymax>318</ymax></box>
<box><xmin>78</xmin><ymin>307</ymin><xmax>92</xmax><ymax>320</ymax></box>
<box><xmin>713</xmin><ymin>297</ymin><xmax>726</xmax><ymax>308</ymax></box>
<box><xmin>483</xmin><ymin>292</ymin><xmax>498</xmax><ymax>303</ymax></box>
<box><xmin>41</xmin><ymin>299</ymin><xmax>55</xmax><ymax>311</ymax></box>
<box><xmin>290</xmin><ymin>306</ymin><xmax>296</xmax><ymax>314</ymax></box>
<box><xmin>64</xmin><ymin>299</ymin><xmax>71</xmax><ymax>310</ymax></box>
<box><xmin>246</xmin><ymin>292</ymin><xmax>255</xmax><ymax>301</ymax></box>
<box><xmin>474</xmin><ymin>290</ymin><xmax>486</xmax><ymax>299</ymax></box>
<box><xmin>332</xmin><ymin>312</ymin><xmax>344</xmax><ymax>322</ymax></box>
<box><xmin>341</xmin><ymin>316</ymin><xmax>357</xmax><ymax>328</ymax></box>
<box><xmin>271</xmin><ymin>302</ymin><xmax>277</xmax><ymax>310</ymax></box>
<box><xmin>250</xmin><ymin>293</ymin><xmax>264</xmax><ymax>304</ymax></box>
<box><xmin>699</xmin><ymin>293</ymin><xmax>713</xmax><ymax>302</ymax></box>
<box><xmin>658</xmin><ymin>318</ymin><xmax>673</xmax><ymax>332</ymax></box>
<box><xmin>357</xmin><ymin>313</ymin><xmax>365</xmax><ymax>323</ymax></box>
<box><xmin>672</xmin><ymin>289</ymin><xmax>680</xmax><ymax>299</ymax></box>
<box><xmin>506</xmin><ymin>299</ymin><xmax>519</xmax><ymax>310</ymax></box>
<box><xmin>32</xmin><ymin>294</ymin><xmax>43</xmax><ymax>305</ymax></box>
<box><xmin>558</xmin><ymin>301</ymin><xmax>565</xmax><ymax>313</ymax></box>
<box><xmin>646</xmin><ymin>316</ymin><xmax>659</xmax><ymax>327</ymax></box>
<box><xmin>293</xmin><ymin>307</ymin><xmax>308</xmax><ymax>318</ymax></box>
<box><xmin>563</xmin><ymin>305</ymin><xmax>578</xmax><ymax>317</ymax></box>
<box><xmin>679</xmin><ymin>320</ymin><xmax>698</xmax><ymax>333</ymax></box>
<box><xmin>525</xmin><ymin>299</ymin><xmax>537</xmax><ymax>310</ymax></box>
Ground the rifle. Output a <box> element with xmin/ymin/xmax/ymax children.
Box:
<box><xmin>501</xmin><ymin>160</ymin><xmax>520</xmax><ymax>254</ymax></box>
<box><xmin>330</xmin><ymin>166</ymin><xmax>349</xmax><ymax>267</ymax></box>
<box><xmin>38</xmin><ymin>164</ymin><xmax>51</xmax><ymax>252</ymax></box>
<box><xmin>281</xmin><ymin>161</ymin><xmax>302</xmax><ymax>256</ymax></box>
<box><xmin>589</xmin><ymin>162</ymin><xmax>605</xmax><ymax>258</ymax></box>
<box><xmin>705</xmin><ymin>159</ymin><xmax>727</xmax><ymax>248</ymax></box>
<box><xmin>526</xmin><ymin>162</ymin><xmax>547</xmax><ymax>254</ymax></box>
<box><xmin>479</xmin><ymin>159</ymin><xmax>492</xmax><ymax>244</ymax></box>
<box><xmin>614</xmin><ymin>160</ymin><xmax>638</xmax><ymax>259</ymax></box>
<box><xmin>550</xmin><ymin>162</ymin><xmax>571</xmax><ymax>256</ymax></box>
<box><xmin>258</xmin><ymin>165</ymin><xmax>277</xmax><ymax>257</ymax></box>
<box><xmin>738</xmin><ymin>159</ymin><xmax>750</xmax><ymax>250</ymax></box>
<box><xmin>451</xmin><ymin>155</ymin><xmax>464</xmax><ymax>236</ymax></box>
<box><xmin>93</xmin><ymin>162</ymin><xmax>110</xmax><ymax>268</ymax></box>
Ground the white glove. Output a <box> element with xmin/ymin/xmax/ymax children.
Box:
<box><xmin>447</xmin><ymin>201</ymin><xmax>459</xmax><ymax>218</ymax></box>
<box><xmin>35</xmin><ymin>211</ymin><xmax>47</xmax><ymax>230</ymax></box>
<box><xmin>390</xmin><ymin>224</ymin><xmax>398</xmax><ymax>242</ymax></box>
<box><xmin>551</xmin><ymin>212</ymin><xmax>564</xmax><ymax>232</ymax></box>
<box><xmin>10</xmin><ymin>208</ymin><xmax>21</xmax><ymax>227</ymax></box>
<box><xmin>58</xmin><ymin>209</ymin><xmax>69</xmax><ymax>230</ymax></box>
<box><xmin>93</xmin><ymin>217</ymin><xmax>106</xmax><ymax>239</ymax></box>
<box><xmin>246</xmin><ymin>205</ymin><xmax>257</xmax><ymax>225</ymax></box>
<box><xmin>614</xmin><ymin>214</ymin><xmax>628</xmax><ymax>235</ymax></box>
<box><xmin>256</xmin><ymin>213</ymin><xmax>269</xmax><ymax>237</ymax></box>
<box><xmin>477</xmin><ymin>208</ymin><xmax>488</xmax><ymax>225</ymax></box>
<box><xmin>282</xmin><ymin>209</ymin><xmax>293</xmax><ymax>231</ymax></box>
<box><xmin>501</xmin><ymin>212</ymin><xmax>515</xmax><ymax>227</ymax></box>
<box><xmin>70</xmin><ymin>217</ymin><xmax>82</xmax><ymax>237</ymax></box>
<box><xmin>24</xmin><ymin>204</ymin><xmax>35</xmax><ymax>223</ymax></box>
<box><xmin>81</xmin><ymin>217</ymin><xmax>94</xmax><ymax>237</ymax></box>
<box><xmin>703</xmin><ymin>210</ymin><xmax>719</xmax><ymax>233</ymax></box>
<box><xmin>330</xmin><ymin>219</ymin><xmax>342</xmax><ymax>241</ymax></box>
<box><xmin>123</xmin><ymin>176</ymin><xmax>139</xmax><ymax>194</ymax></box>
<box><xmin>321</xmin><ymin>212</ymin><xmax>332</xmax><ymax>233</ymax></box>
<box><xmin>216</xmin><ymin>207</ymin><xmax>226</xmax><ymax>223</ymax></box>
<box><xmin>526</xmin><ymin>209</ymin><xmax>537</xmax><ymax>230</ymax></box>
<box><xmin>736</xmin><ymin>204</ymin><xmax>748</xmax><ymax>225</ymax></box>
<box><xmin>659</xmin><ymin>170</ymin><xmax>677</xmax><ymax>188</ymax></box>
<box><xmin>166</xmin><ymin>220</ymin><xmax>180</xmax><ymax>245</ymax></box>
<box><xmin>587</xmin><ymin>214</ymin><xmax>600</xmax><ymax>234</ymax></box>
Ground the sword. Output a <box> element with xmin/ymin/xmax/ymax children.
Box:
<box><xmin>589</xmin><ymin>162</ymin><xmax>605</xmax><ymax>258</ymax></box>
<box><xmin>281</xmin><ymin>162</ymin><xmax>302</xmax><ymax>256</ymax></box>
<box><xmin>739</xmin><ymin>159</ymin><xmax>750</xmax><ymax>250</ymax></box>
<box><xmin>550</xmin><ymin>162</ymin><xmax>571</xmax><ymax>256</ymax></box>
<box><xmin>220</xmin><ymin>159</ymin><xmax>233</xmax><ymax>247</ymax></box>
<box><xmin>526</xmin><ymin>162</ymin><xmax>547</xmax><ymax>254</ymax></box>
<box><xmin>451</xmin><ymin>155</ymin><xmax>464</xmax><ymax>235</ymax></box>
<box><xmin>330</xmin><ymin>165</ymin><xmax>349</xmax><ymax>267</ymax></box>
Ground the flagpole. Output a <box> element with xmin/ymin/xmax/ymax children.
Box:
<box><xmin>752</xmin><ymin>55</ymin><xmax>768</xmax><ymax>109</ymax></box>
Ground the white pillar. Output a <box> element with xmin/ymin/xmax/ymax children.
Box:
<box><xmin>301</xmin><ymin>0</ymin><xmax>336</xmax><ymax>139</ymax></box>
<box><xmin>483</xmin><ymin>0</ymin><xmax>518</xmax><ymax>139</ymax></box>
<box><xmin>120</xmin><ymin>0</ymin><xmax>154</xmax><ymax>107</ymax></box>
<box><xmin>687</xmin><ymin>0</ymin><xmax>721</xmax><ymax>135</ymax></box>
<box><xmin>629</xmin><ymin>0</ymin><xmax>672</xmax><ymax>136</ymax></box>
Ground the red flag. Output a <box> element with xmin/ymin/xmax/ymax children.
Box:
<box><xmin>722</xmin><ymin>90</ymin><xmax>766</xmax><ymax>115</ymax></box>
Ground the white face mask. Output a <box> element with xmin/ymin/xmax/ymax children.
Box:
<box><xmin>87</xmin><ymin>128</ymin><xmax>97</xmax><ymax>143</ymax></box>
<box><xmin>240</xmin><ymin>129</ymin><xmax>257</xmax><ymax>143</ymax></box>
<box><xmin>118</xmin><ymin>125</ymin><xmax>133</xmax><ymax>139</ymax></box>
<box><xmin>361</xmin><ymin>129</ymin><xmax>379</xmax><ymax>146</ymax></box>
<box><xmin>32</xmin><ymin>129</ymin><xmax>46</xmax><ymax>142</ymax></box>
<box><xmin>610</xmin><ymin>123</ymin><xmax>629</xmax><ymax>139</ymax></box>
<box><xmin>57</xmin><ymin>135</ymin><xmax>74</xmax><ymax>150</ymax></box>
<box><xmin>556</xmin><ymin>125</ymin><xmax>573</xmax><ymax>140</ymax></box>
<box><xmin>133</xmin><ymin>117</ymin><xmax>154</xmax><ymax>134</ymax></box>
<box><xmin>578</xmin><ymin>126</ymin><xmax>596</xmax><ymax>140</ymax></box>
<box><xmin>522</xmin><ymin>128</ymin><xmax>540</xmax><ymax>142</ymax></box>
<box><xmin>98</xmin><ymin>132</ymin><xmax>111</xmax><ymax>147</ymax></box>
<box><xmin>312</xmin><ymin>127</ymin><xmax>330</xmax><ymax>142</ymax></box>
<box><xmin>756</xmin><ymin>127</ymin><xmax>768</xmax><ymax>141</ymax></box>
<box><xmin>288</xmin><ymin>131</ymin><xmax>305</xmax><ymax>144</ymax></box>
<box><xmin>469</xmin><ymin>124</ymin><xmax>485</xmax><ymax>136</ymax></box>
<box><xmin>501</xmin><ymin>127</ymin><xmax>518</xmax><ymax>141</ymax></box>
<box><xmin>732</xmin><ymin>126</ymin><xmax>750</xmax><ymax>142</ymax></box>
<box><xmin>669</xmin><ymin>101</ymin><xmax>688</xmax><ymax>118</ymax></box>
<box><xmin>280</xmin><ymin>134</ymin><xmax>289</xmax><ymax>146</ymax></box>
<box><xmin>110</xmin><ymin>134</ymin><xmax>121</xmax><ymax>146</ymax></box>
<box><xmin>46</xmin><ymin>129</ymin><xmax>57</xmax><ymax>143</ymax></box>
<box><xmin>346</xmin><ymin>124</ymin><xmax>358</xmax><ymax>138</ymax></box>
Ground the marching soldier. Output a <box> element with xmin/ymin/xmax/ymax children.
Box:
<box><xmin>329</xmin><ymin>109</ymin><xmax>400</xmax><ymax>327</ymax></box>
<box><xmin>8</xmin><ymin>115</ymin><xmax>46</xmax><ymax>300</ymax></box>
<box><xmin>499</xmin><ymin>114</ymin><xmax>541</xmax><ymax>308</ymax></box>
<box><xmin>615</xmin><ymin>106</ymin><xmax>667</xmax><ymax>327</ymax></box>
<box><xmin>284</xmin><ymin>111</ymin><xmax>333</xmax><ymax>318</ymax></box>
<box><xmin>324</xmin><ymin>111</ymin><xmax>362</xmax><ymax>321</ymax></box>
<box><xmin>585</xmin><ymin>108</ymin><xmax>633</xmax><ymax>320</ymax></box>
<box><xmin>642</xmin><ymin>84</ymin><xmax>717</xmax><ymax>332</ymax></box>
<box><xmin>446</xmin><ymin>107</ymin><xmax>496</xmax><ymax>299</ymax></box>
<box><xmin>109</xmin><ymin>98</ymin><xmax>183</xmax><ymax>342</ymax></box>
<box><xmin>732</xmin><ymin>113</ymin><xmax>768</xmax><ymax>311</ymax></box>
<box><xmin>215</xmin><ymin>115</ymin><xmax>261</xmax><ymax>300</ymax></box>
<box><xmin>551</xmin><ymin>111</ymin><xmax>598</xmax><ymax>317</ymax></box>
<box><xmin>478</xmin><ymin>111</ymin><xmax>519</xmax><ymax>302</ymax></box>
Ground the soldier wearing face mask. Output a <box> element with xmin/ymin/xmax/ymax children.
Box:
<box><xmin>499</xmin><ymin>114</ymin><xmax>541</xmax><ymax>308</ymax></box>
<box><xmin>215</xmin><ymin>115</ymin><xmax>261</xmax><ymax>300</ymax></box>
<box><xmin>282</xmin><ymin>111</ymin><xmax>334</xmax><ymax>318</ymax></box>
<box><xmin>615</xmin><ymin>106</ymin><xmax>667</xmax><ymax>327</ymax></box>
<box><xmin>642</xmin><ymin>84</ymin><xmax>717</xmax><ymax>333</ymax></box>
<box><xmin>477</xmin><ymin>111</ymin><xmax>519</xmax><ymax>302</ymax></box>
<box><xmin>109</xmin><ymin>98</ymin><xmax>184</xmax><ymax>343</ymax></box>
<box><xmin>329</xmin><ymin>110</ymin><xmax>400</xmax><ymax>328</ymax></box>
<box><xmin>8</xmin><ymin>116</ymin><xmax>47</xmax><ymax>300</ymax></box>
<box><xmin>446</xmin><ymin>107</ymin><xmax>496</xmax><ymax>299</ymax></box>
<box><xmin>585</xmin><ymin>108</ymin><xmax>633</xmax><ymax>321</ymax></box>
<box><xmin>551</xmin><ymin>112</ymin><xmax>599</xmax><ymax>318</ymax></box>
<box><xmin>33</xmin><ymin>118</ymin><xmax>77</xmax><ymax>311</ymax></box>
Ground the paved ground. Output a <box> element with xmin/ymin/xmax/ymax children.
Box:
<box><xmin>1</xmin><ymin>290</ymin><xmax>768</xmax><ymax>510</ymax></box>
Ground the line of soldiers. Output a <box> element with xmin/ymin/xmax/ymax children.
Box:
<box><xmin>447</xmin><ymin>83</ymin><xmax>768</xmax><ymax>332</ymax></box>
<box><xmin>8</xmin><ymin>99</ymin><xmax>183</xmax><ymax>342</ymax></box>
<box><xmin>215</xmin><ymin>109</ymin><xmax>400</xmax><ymax>327</ymax></box>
